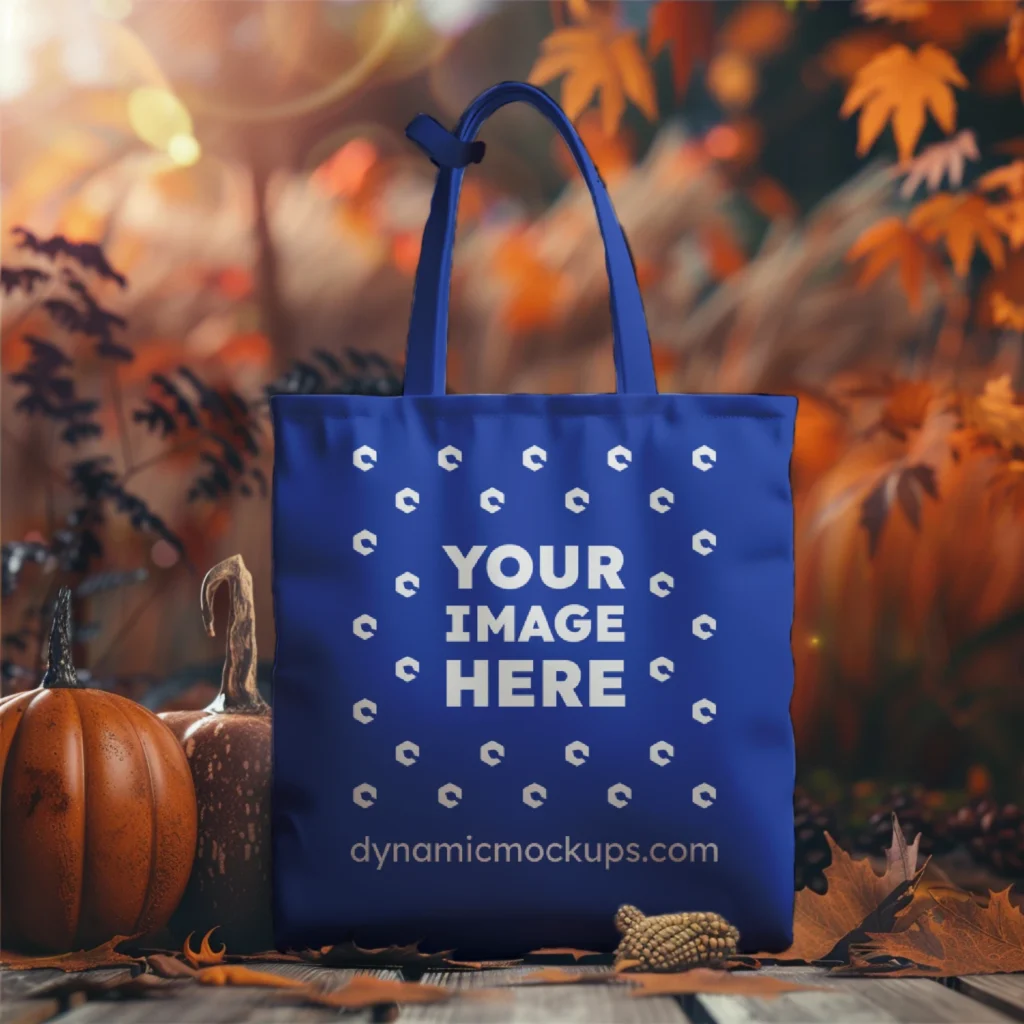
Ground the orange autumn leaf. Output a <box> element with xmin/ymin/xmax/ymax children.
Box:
<box><xmin>218</xmin><ymin>331</ymin><xmax>271</xmax><ymax>368</ymax></box>
<box><xmin>647</xmin><ymin>0</ymin><xmax>715</xmax><ymax>99</ymax></box>
<box><xmin>847</xmin><ymin>217</ymin><xmax>937</xmax><ymax>310</ymax></box>
<box><xmin>719</xmin><ymin>2</ymin><xmax>794</xmax><ymax>60</ymax></box>
<box><xmin>908</xmin><ymin>192</ymin><xmax>1006</xmax><ymax>275</ymax></box>
<box><xmin>529</xmin><ymin>21</ymin><xmax>657</xmax><ymax>134</ymax></box>
<box><xmin>0</xmin><ymin>935</ymin><xmax>140</xmax><ymax>972</ymax></box>
<box><xmin>963</xmin><ymin>374</ymin><xmax>1024</xmax><ymax>448</ymax></box>
<box><xmin>855</xmin><ymin>0</ymin><xmax>930</xmax><ymax>23</ymax></box>
<box><xmin>183</xmin><ymin>927</ymin><xmax>227</xmax><ymax>968</ymax></box>
<box><xmin>316</xmin><ymin>974</ymin><xmax>457</xmax><ymax>1008</ymax></box>
<box><xmin>992</xmin><ymin>290</ymin><xmax>1024</xmax><ymax>330</ymax></box>
<box><xmin>987</xmin><ymin>199</ymin><xmax>1024</xmax><ymax>250</ymax></box>
<box><xmin>625</xmin><ymin>968</ymin><xmax>826</xmax><ymax>998</ymax></box>
<box><xmin>818</xmin><ymin>29</ymin><xmax>897</xmax><ymax>84</ymax></box>
<box><xmin>553</xmin><ymin>110</ymin><xmax>634</xmax><ymax>182</ymax></box>
<box><xmin>700</xmin><ymin>221</ymin><xmax>748</xmax><ymax>280</ymax></box>
<box><xmin>979</xmin><ymin>160</ymin><xmax>1024</xmax><ymax>197</ymax></box>
<box><xmin>746</xmin><ymin>176</ymin><xmax>797</xmax><ymax>220</ymax></box>
<box><xmin>197</xmin><ymin>965</ymin><xmax>307</xmax><ymax>988</ymax></box>
<box><xmin>520</xmin><ymin>967</ymin><xmax>588</xmax><ymax>983</ymax></box>
<box><xmin>840</xmin><ymin>43</ymin><xmax>966</xmax><ymax>163</ymax></box>
<box><xmin>753</xmin><ymin>828</ymin><xmax>924</xmax><ymax>963</ymax></box>
<box><xmin>852</xmin><ymin>887</ymin><xmax>1024</xmax><ymax>976</ymax></box>
<box><xmin>492</xmin><ymin>232</ymin><xmax>568</xmax><ymax>332</ymax></box>
<box><xmin>527</xmin><ymin>947</ymin><xmax>605</xmax><ymax>961</ymax></box>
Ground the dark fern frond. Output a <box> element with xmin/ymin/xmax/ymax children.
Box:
<box><xmin>1</xmin><ymin>265</ymin><xmax>51</xmax><ymax>295</ymax></box>
<box><xmin>12</xmin><ymin>227</ymin><xmax>127</xmax><ymax>288</ymax></box>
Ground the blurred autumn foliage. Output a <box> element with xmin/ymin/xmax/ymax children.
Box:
<box><xmin>2</xmin><ymin>0</ymin><xmax>1024</xmax><ymax>797</ymax></box>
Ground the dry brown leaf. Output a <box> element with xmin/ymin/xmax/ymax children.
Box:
<box><xmin>31</xmin><ymin>972</ymin><xmax>185</xmax><ymax>1001</ymax></box>
<box><xmin>314</xmin><ymin>940</ymin><xmax>457</xmax><ymax>969</ymax></box>
<box><xmin>647</xmin><ymin>0</ymin><xmax>715</xmax><ymax>99</ymax></box>
<box><xmin>909</xmin><ymin>192</ymin><xmax>1006</xmax><ymax>275</ymax></box>
<box><xmin>527</xmin><ymin>947</ymin><xmax>606</xmax><ymax>961</ymax></box>
<box><xmin>529</xmin><ymin>20</ymin><xmax>657</xmax><ymax>135</ymax></box>
<box><xmin>852</xmin><ymin>887</ymin><xmax>1024</xmax><ymax>976</ymax></box>
<box><xmin>197</xmin><ymin>965</ymin><xmax>308</xmax><ymax>988</ymax></box>
<box><xmin>840</xmin><ymin>43</ymin><xmax>967</xmax><ymax>162</ymax></box>
<box><xmin>750</xmin><ymin>823</ymin><xmax>924</xmax><ymax>963</ymax></box>
<box><xmin>856</xmin><ymin>0</ymin><xmax>930</xmax><ymax>23</ymax></box>
<box><xmin>314</xmin><ymin>974</ymin><xmax>457</xmax><ymax>1008</ymax></box>
<box><xmin>519</xmin><ymin>966</ymin><xmax>589</xmax><ymax>984</ymax></box>
<box><xmin>0</xmin><ymin>935</ymin><xmax>141</xmax><ymax>972</ymax></box>
<box><xmin>625</xmin><ymin>968</ymin><xmax>827</xmax><ymax>998</ymax></box>
<box><xmin>146</xmin><ymin>954</ymin><xmax>198</xmax><ymax>978</ymax></box>
<box><xmin>614</xmin><ymin>958</ymin><xmax>643</xmax><ymax>973</ymax></box>
<box><xmin>979</xmin><ymin>160</ymin><xmax>1024</xmax><ymax>197</ymax></box>
<box><xmin>899</xmin><ymin>130</ymin><xmax>979</xmax><ymax>197</ymax></box>
<box><xmin>992</xmin><ymin>290</ymin><xmax>1024</xmax><ymax>330</ymax></box>
<box><xmin>847</xmin><ymin>216</ymin><xmax>939</xmax><ymax>310</ymax></box>
<box><xmin>183</xmin><ymin>927</ymin><xmax>227</xmax><ymax>968</ymax></box>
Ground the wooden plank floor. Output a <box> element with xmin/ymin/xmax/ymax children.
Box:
<box><xmin>2</xmin><ymin>964</ymin><xmax>1022</xmax><ymax>1023</ymax></box>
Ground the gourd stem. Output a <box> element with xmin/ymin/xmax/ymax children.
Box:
<box><xmin>40</xmin><ymin>588</ymin><xmax>82</xmax><ymax>688</ymax></box>
<box><xmin>200</xmin><ymin>555</ymin><xmax>267</xmax><ymax>714</ymax></box>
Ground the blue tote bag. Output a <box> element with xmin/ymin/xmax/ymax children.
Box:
<box><xmin>272</xmin><ymin>82</ymin><xmax>797</xmax><ymax>958</ymax></box>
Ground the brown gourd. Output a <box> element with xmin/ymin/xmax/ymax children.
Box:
<box><xmin>0</xmin><ymin>589</ymin><xmax>197</xmax><ymax>953</ymax></box>
<box><xmin>160</xmin><ymin>554</ymin><xmax>273</xmax><ymax>952</ymax></box>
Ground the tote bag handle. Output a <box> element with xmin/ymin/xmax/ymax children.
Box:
<box><xmin>402</xmin><ymin>81</ymin><xmax>658</xmax><ymax>398</ymax></box>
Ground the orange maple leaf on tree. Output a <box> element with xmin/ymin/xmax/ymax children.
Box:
<box><xmin>847</xmin><ymin>217</ymin><xmax>940</xmax><ymax>310</ymax></box>
<box><xmin>852</xmin><ymin>887</ymin><xmax>1024</xmax><ymax>977</ymax></box>
<box><xmin>529</xmin><ymin>9</ymin><xmax>657</xmax><ymax>135</ymax></box>
<box><xmin>986</xmin><ymin>199</ymin><xmax>1024</xmax><ymax>250</ymax></box>
<box><xmin>979</xmin><ymin>160</ymin><xmax>1024</xmax><ymax>198</ymax></box>
<box><xmin>855</xmin><ymin>0</ymin><xmax>930</xmax><ymax>23</ymax></box>
<box><xmin>908</xmin><ymin>193</ymin><xmax>1007</xmax><ymax>275</ymax></box>
<box><xmin>492</xmin><ymin>232</ymin><xmax>569</xmax><ymax>333</ymax></box>
<box><xmin>647</xmin><ymin>0</ymin><xmax>715</xmax><ymax>100</ymax></box>
<box><xmin>992</xmin><ymin>291</ymin><xmax>1024</xmax><ymax>330</ymax></box>
<box><xmin>840</xmin><ymin>43</ymin><xmax>966</xmax><ymax>163</ymax></box>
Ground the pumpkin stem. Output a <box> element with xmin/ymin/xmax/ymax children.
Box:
<box><xmin>201</xmin><ymin>555</ymin><xmax>267</xmax><ymax>714</ymax></box>
<box><xmin>41</xmin><ymin>587</ymin><xmax>81</xmax><ymax>688</ymax></box>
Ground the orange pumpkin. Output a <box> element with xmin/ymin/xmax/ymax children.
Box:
<box><xmin>0</xmin><ymin>589</ymin><xmax>198</xmax><ymax>953</ymax></box>
<box><xmin>161</xmin><ymin>555</ymin><xmax>273</xmax><ymax>952</ymax></box>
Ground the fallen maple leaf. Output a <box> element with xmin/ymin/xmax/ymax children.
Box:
<box><xmin>840</xmin><ymin>43</ymin><xmax>967</xmax><ymax>163</ymax></box>
<box><xmin>625</xmin><ymin>968</ymin><xmax>827</xmax><ymax>998</ymax></box>
<box><xmin>29</xmin><ymin>972</ymin><xmax>184</xmax><ymax>1001</ymax></box>
<box><xmin>529</xmin><ymin>19</ymin><xmax>657</xmax><ymax>135</ymax></box>
<box><xmin>197</xmin><ymin>965</ymin><xmax>307</xmax><ymax>988</ymax></box>
<box><xmin>992</xmin><ymin>290</ymin><xmax>1024</xmax><ymax>330</ymax></box>
<box><xmin>647</xmin><ymin>0</ymin><xmax>715</xmax><ymax>99</ymax></box>
<box><xmin>314</xmin><ymin>974</ymin><xmax>457</xmax><ymax>1008</ymax></box>
<box><xmin>750</xmin><ymin>817</ymin><xmax>925</xmax><ymax>963</ymax></box>
<box><xmin>855</xmin><ymin>0</ymin><xmax>930</xmax><ymax>23</ymax></box>
<box><xmin>847</xmin><ymin>216</ymin><xmax>940</xmax><ymax>310</ymax></box>
<box><xmin>852</xmin><ymin>887</ymin><xmax>1024</xmax><ymax>976</ymax></box>
<box><xmin>0</xmin><ymin>935</ymin><xmax>141</xmax><ymax>972</ymax></box>
<box><xmin>519</xmin><ymin>967</ymin><xmax>588</xmax><ymax>984</ymax></box>
<box><xmin>526</xmin><ymin>947</ymin><xmax>607</xmax><ymax>961</ymax></box>
<box><xmin>899</xmin><ymin>130</ymin><xmax>979</xmax><ymax>197</ymax></box>
<box><xmin>979</xmin><ymin>160</ymin><xmax>1024</xmax><ymax>197</ymax></box>
<box><xmin>146</xmin><ymin>954</ymin><xmax>198</xmax><ymax>978</ymax></box>
<box><xmin>313</xmin><ymin>939</ymin><xmax>456</xmax><ymax>969</ymax></box>
<box><xmin>909</xmin><ymin>192</ymin><xmax>1006</xmax><ymax>275</ymax></box>
<box><xmin>183</xmin><ymin>927</ymin><xmax>227</xmax><ymax>968</ymax></box>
